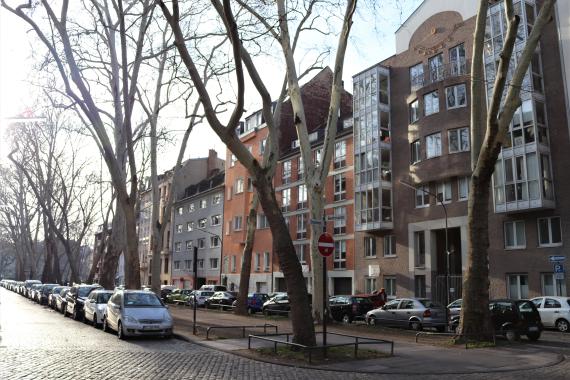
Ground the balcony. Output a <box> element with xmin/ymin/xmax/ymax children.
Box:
<box><xmin>411</xmin><ymin>60</ymin><xmax>470</xmax><ymax>92</ymax></box>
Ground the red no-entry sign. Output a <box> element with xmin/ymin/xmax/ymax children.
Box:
<box><xmin>318</xmin><ymin>233</ymin><xmax>334</xmax><ymax>257</ymax></box>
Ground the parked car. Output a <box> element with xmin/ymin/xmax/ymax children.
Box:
<box><xmin>166</xmin><ymin>289</ymin><xmax>193</xmax><ymax>304</ymax></box>
<box><xmin>103</xmin><ymin>289</ymin><xmax>173</xmax><ymax>339</ymax></box>
<box><xmin>39</xmin><ymin>284</ymin><xmax>60</xmax><ymax>305</ymax></box>
<box><xmin>262</xmin><ymin>293</ymin><xmax>313</xmax><ymax>316</ymax></box>
<box><xmin>65</xmin><ymin>284</ymin><xmax>103</xmax><ymax>320</ymax></box>
<box><xmin>30</xmin><ymin>283</ymin><xmax>44</xmax><ymax>302</ymax></box>
<box><xmin>330</xmin><ymin>295</ymin><xmax>374</xmax><ymax>324</ymax></box>
<box><xmin>231</xmin><ymin>293</ymin><xmax>270</xmax><ymax>314</ymax></box>
<box><xmin>160</xmin><ymin>287</ymin><xmax>174</xmax><ymax>302</ymax></box>
<box><xmin>204</xmin><ymin>291</ymin><xmax>237</xmax><ymax>310</ymax></box>
<box><xmin>447</xmin><ymin>298</ymin><xmax>463</xmax><ymax>319</ymax></box>
<box><xmin>48</xmin><ymin>286</ymin><xmax>65</xmax><ymax>308</ymax></box>
<box><xmin>365</xmin><ymin>298</ymin><xmax>447</xmax><ymax>331</ymax></box>
<box><xmin>189</xmin><ymin>290</ymin><xmax>215</xmax><ymax>307</ymax></box>
<box><xmin>531</xmin><ymin>296</ymin><xmax>570</xmax><ymax>332</ymax></box>
<box><xmin>55</xmin><ymin>288</ymin><xmax>71</xmax><ymax>313</ymax></box>
<box><xmin>24</xmin><ymin>280</ymin><xmax>42</xmax><ymax>299</ymax></box>
<box><xmin>199</xmin><ymin>285</ymin><xmax>227</xmax><ymax>292</ymax></box>
<box><xmin>449</xmin><ymin>299</ymin><xmax>543</xmax><ymax>341</ymax></box>
<box><xmin>83</xmin><ymin>290</ymin><xmax>114</xmax><ymax>328</ymax></box>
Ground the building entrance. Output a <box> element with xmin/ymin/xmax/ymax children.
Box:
<box><xmin>432</xmin><ymin>227</ymin><xmax>462</xmax><ymax>305</ymax></box>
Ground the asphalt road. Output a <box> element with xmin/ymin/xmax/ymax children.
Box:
<box><xmin>1</xmin><ymin>287</ymin><xmax>569</xmax><ymax>380</ymax></box>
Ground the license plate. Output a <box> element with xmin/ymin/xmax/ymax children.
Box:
<box><xmin>529</xmin><ymin>326</ymin><xmax>539</xmax><ymax>332</ymax></box>
<box><xmin>143</xmin><ymin>325</ymin><xmax>160</xmax><ymax>330</ymax></box>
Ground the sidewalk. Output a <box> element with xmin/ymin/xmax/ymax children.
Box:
<box><xmin>170</xmin><ymin>306</ymin><xmax>565</xmax><ymax>375</ymax></box>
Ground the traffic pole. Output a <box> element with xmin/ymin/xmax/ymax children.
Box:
<box><xmin>193</xmin><ymin>246</ymin><xmax>198</xmax><ymax>335</ymax></box>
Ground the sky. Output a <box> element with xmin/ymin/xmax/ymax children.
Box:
<box><xmin>0</xmin><ymin>1</ymin><xmax>422</xmax><ymax>172</ymax></box>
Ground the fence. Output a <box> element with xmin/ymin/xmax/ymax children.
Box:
<box><xmin>206</xmin><ymin>323</ymin><xmax>278</xmax><ymax>340</ymax></box>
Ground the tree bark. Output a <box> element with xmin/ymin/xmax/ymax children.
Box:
<box><xmin>235</xmin><ymin>202</ymin><xmax>258</xmax><ymax>315</ymax></box>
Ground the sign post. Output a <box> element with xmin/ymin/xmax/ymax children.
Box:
<box><xmin>193</xmin><ymin>246</ymin><xmax>198</xmax><ymax>335</ymax></box>
<box><xmin>318</xmin><ymin>232</ymin><xmax>334</xmax><ymax>353</ymax></box>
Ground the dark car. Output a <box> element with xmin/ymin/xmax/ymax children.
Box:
<box><xmin>39</xmin><ymin>284</ymin><xmax>60</xmax><ymax>305</ymax></box>
<box><xmin>449</xmin><ymin>299</ymin><xmax>543</xmax><ymax>341</ymax></box>
<box><xmin>24</xmin><ymin>280</ymin><xmax>42</xmax><ymax>299</ymax></box>
<box><xmin>262</xmin><ymin>293</ymin><xmax>313</xmax><ymax>317</ymax></box>
<box><xmin>64</xmin><ymin>284</ymin><xmax>103</xmax><ymax>320</ymax></box>
<box><xmin>204</xmin><ymin>291</ymin><xmax>237</xmax><ymax>310</ymax></box>
<box><xmin>231</xmin><ymin>293</ymin><xmax>270</xmax><ymax>314</ymax></box>
<box><xmin>330</xmin><ymin>295</ymin><xmax>374</xmax><ymax>324</ymax></box>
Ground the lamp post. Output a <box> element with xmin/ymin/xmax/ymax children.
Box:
<box><xmin>399</xmin><ymin>180</ymin><xmax>450</xmax><ymax>320</ymax></box>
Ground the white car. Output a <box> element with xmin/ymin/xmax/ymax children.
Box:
<box><xmin>103</xmin><ymin>290</ymin><xmax>173</xmax><ymax>339</ymax></box>
<box><xmin>84</xmin><ymin>290</ymin><xmax>113</xmax><ymax>328</ymax></box>
<box><xmin>531</xmin><ymin>296</ymin><xmax>570</xmax><ymax>332</ymax></box>
<box><xmin>190</xmin><ymin>290</ymin><xmax>215</xmax><ymax>307</ymax></box>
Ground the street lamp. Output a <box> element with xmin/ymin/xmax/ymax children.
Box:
<box><xmin>399</xmin><ymin>180</ymin><xmax>451</xmax><ymax>313</ymax></box>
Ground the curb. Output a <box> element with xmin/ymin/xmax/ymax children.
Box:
<box><xmin>172</xmin><ymin>331</ymin><xmax>566</xmax><ymax>375</ymax></box>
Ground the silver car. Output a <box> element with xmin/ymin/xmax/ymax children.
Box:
<box><xmin>365</xmin><ymin>298</ymin><xmax>446</xmax><ymax>331</ymax></box>
<box><xmin>103</xmin><ymin>290</ymin><xmax>173</xmax><ymax>339</ymax></box>
<box><xmin>531</xmin><ymin>296</ymin><xmax>570</xmax><ymax>332</ymax></box>
<box><xmin>84</xmin><ymin>290</ymin><xmax>113</xmax><ymax>328</ymax></box>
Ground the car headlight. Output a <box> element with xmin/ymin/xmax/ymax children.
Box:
<box><xmin>124</xmin><ymin>315</ymin><xmax>138</xmax><ymax>323</ymax></box>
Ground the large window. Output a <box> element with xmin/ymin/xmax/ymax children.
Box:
<box><xmin>356</xmin><ymin>188</ymin><xmax>380</xmax><ymax>225</ymax></box>
<box><xmin>424</xmin><ymin>91</ymin><xmax>440</xmax><ymax>116</ymax></box>
<box><xmin>282</xmin><ymin>160</ymin><xmax>292</xmax><ymax>184</ymax></box>
<box><xmin>410</xmin><ymin>63</ymin><xmax>424</xmax><ymax>90</ymax></box>
<box><xmin>176</xmin><ymin>224</ymin><xmax>183</xmax><ymax>233</ymax></box>
<box><xmin>187</xmin><ymin>222</ymin><xmax>194</xmax><ymax>232</ymax></box>
<box><xmin>200</xmin><ymin>199</ymin><xmax>207</xmax><ymax>209</ymax></box>
<box><xmin>414</xmin><ymin>231</ymin><xmax>426</xmax><ymax>268</ymax></box>
<box><xmin>426</xmin><ymin>133</ymin><xmax>442</xmax><ymax>158</ymax></box>
<box><xmin>409</xmin><ymin>99</ymin><xmax>419</xmax><ymax>123</ymax></box>
<box><xmin>415</xmin><ymin>275</ymin><xmax>426</xmax><ymax>298</ymax></box>
<box><xmin>333</xmin><ymin>206</ymin><xmax>346</xmax><ymax>235</ymax></box>
<box><xmin>458</xmin><ymin>176</ymin><xmax>470</xmax><ymax>201</ymax></box>
<box><xmin>538</xmin><ymin>217</ymin><xmax>562</xmax><ymax>247</ymax></box>
<box><xmin>197</xmin><ymin>238</ymin><xmax>205</xmax><ymax>249</ymax></box>
<box><xmin>281</xmin><ymin>189</ymin><xmax>291</xmax><ymax>212</ymax></box>
<box><xmin>210</xmin><ymin>258</ymin><xmax>219</xmax><ymax>269</ymax></box>
<box><xmin>384</xmin><ymin>276</ymin><xmax>396</xmax><ymax>299</ymax></box>
<box><xmin>383</xmin><ymin>235</ymin><xmax>395</xmax><ymax>257</ymax></box>
<box><xmin>448</xmin><ymin>127</ymin><xmax>470</xmax><ymax>153</ymax></box>
<box><xmin>296</xmin><ymin>245</ymin><xmax>306</xmax><ymax>263</ymax></box>
<box><xmin>296</xmin><ymin>214</ymin><xmax>307</xmax><ymax>239</ymax></box>
<box><xmin>186</xmin><ymin>240</ymin><xmax>193</xmax><ymax>250</ymax></box>
<box><xmin>415</xmin><ymin>185</ymin><xmax>430</xmax><ymax>208</ymax></box>
<box><xmin>235</xmin><ymin>178</ymin><xmax>244</xmax><ymax>194</ymax></box>
<box><xmin>541</xmin><ymin>273</ymin><xmax>567</xmax><ymax>297</ymax></box>
<box><xmin>436</xmin><ymin>181</ymin><xmax>452</xmax><ymax>203</ymax></box>
<box><xmin>504</xmin><ymin>221</ymin><xmax>526</xmax><ymax>249</ymax></box>
<box><xmin>411</xmin><ymin>140</ymin><xmax>421</xmax><ymax>164</ymax></box>
<box><xmin>298</xmin><ymin>157</ymin><xmax>304</xmax><ymax>181</ymax></box>
<box><xmin>211</xmin><ymin>215</ymin><xmax>221</xmax><ymax>226</ymax></box>
<box><xmin>508</xmin><ymin>274</ymin><xmax>529</xmax><ymax>299</ymax></box>
<box><xmin>446</xmin><ymin>84</ymin><xmax>467</xmax><ymax>109</ymax></box>
<box><xmin>233</xmin><ymin>216</ymin><xmax>243</xmax><ymax>231</ymax></box>
<box><xmin>428</xmin><ymin>54</ymin><xmax>444</xmax><ymax>82</ymax></box>
<box><xmin>174</xmin><ymin>242</ymin><xmax>181</xmax><ymax>252</ymax></box>
<box><xmin>364</xmin><ymin>236</ymin><xmax>376</xmax><ymax>258</ymax></box>
<box><xmin>449</xmin><ymin>43</ymin><xmax>466</xmax><ymax>76</ymax></box>
<box><xmin>257</xmin><ymin>214</ymin><xmax>269</xmax><ymax>229</ymax></box>
<box><xmin>334</xmin><ymin>174</ymin><xmax>346</xmax><ymax>201</ymax></box>
<box><xmin>212</xmin><ymin>193</ymin><xmax>222</xmax><ymax>205</ymax></box>
<box><xmin>334</xmin><ymin>240</ymin><xmax>347</xmax><ymax>269</ymax></box>
<box><xmin>198</xmin><ymin>218</ymin><xmax>207</xmax><ymax>228</ymax></box>
<box><xmin>365</xmin><ymin>278</ymin><xmax>377</xmax><ymax>294</ymax></box>
<box><xmin>210</xmin><ymin>236</ymin><xmax>220</xmax><ymax>248</ymax></box>
<box><xmin>334</xmin><ymin>141</ymin><xmax>347</xmax><ymax>169</ymax></box>
<box><xmin>297</xmin><ymin>184</ymin><xmax>307</xmax><ymax>209</ymax></box>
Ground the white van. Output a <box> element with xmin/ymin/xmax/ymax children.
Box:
<box><xmin>199</xmin><ymin>285</ymin><xmax>227</xmax><ymax>292</ymax></box>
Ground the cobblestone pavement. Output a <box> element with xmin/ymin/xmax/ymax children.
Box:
<box><xmin>1</xmin><ymin>288</ymin><xmax>569</xmax><ymax>380</ymax></box>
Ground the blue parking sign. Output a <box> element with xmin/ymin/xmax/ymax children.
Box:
<box><xmin>554</xmin><ymin>263</ymin><xmax>564</xmax><ymax>273</ymax></box>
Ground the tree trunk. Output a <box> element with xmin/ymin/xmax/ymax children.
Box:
<box><xmin>123</xmin><ymin>200</ymin><xmax>141</xmax><ymax>289</ymax></box>
<box><xmin>235</xmin><ymin>203</ymin><xmax>258</xmax><ymax>315</ymax></box>
<box><xmin>99</xmin><ymin>203</ymin><xmax>126</xmax><ymax>289</ymax></box>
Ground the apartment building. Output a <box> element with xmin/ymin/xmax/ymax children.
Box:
<box><xmin>354</xmin><ymin>0</ymin><xmax>570</xmax><ymax>302</ymax></box>
<box><xmin>223</xmin><ymin>67</ymin><xmax>354</xmax><ymax>294</ymax></box>
<box><xmin>171</xmin><ymin>171</ymin><xmax>224</xmax><ymax>289</ymax></box>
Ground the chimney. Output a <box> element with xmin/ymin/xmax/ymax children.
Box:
<box><xmin>207</xmin><ymin>149</ymin><xmax>218</xmax><ymax>176</ymax></box>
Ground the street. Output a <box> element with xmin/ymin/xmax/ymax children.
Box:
<box><xmin>1</xmin><ymin>288</ymin><xmax>570</xmax><ymax>380</ymax></box>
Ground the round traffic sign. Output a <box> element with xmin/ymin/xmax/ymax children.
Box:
<box><xmin>318</xmin><ymin>233</ymin><xmax>334</xmax><ymax>257</ymax></box>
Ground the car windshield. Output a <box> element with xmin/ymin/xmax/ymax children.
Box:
<box><xmin>200</xmin><ymin>291</ymin><xmax>214</xmax><ymax>297</ymax></box>
<box><xmin>97</xmin><ymin>293</ymin><xmax>112</xmax><ymax>303</ymax></box>
<box><xmin>78</xmin><ymin>287</ymin><xmax>97</xmax><ymax>297</ymax></box>
<box><xmin>353</xmin><ymin>297</ymin><xmax>372</xmax><ymax>304</ymax></box>
<box><xmin>124</xmin><ymin>293</ymin><xmax>163</xmax><ymax>307</ymax></box>
<box><xmin>517</xmin><ymin>300</ymin><xmax>537</xmax><ymax>316</ymax></box>
<box><xmin>419</xmin><ymin>299</ymin><xmax>443</xmax><ymax>308</ymax></box>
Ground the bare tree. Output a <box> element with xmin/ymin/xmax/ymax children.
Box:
<box><xmin>459</xmin><ymin>0</ymin><xmax>556</xmax><ymax>340</ymax></box>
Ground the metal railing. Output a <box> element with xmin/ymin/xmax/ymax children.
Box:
<box><xmin>411</xmin><ymin>60</ymin><xmax>470</xmax><ymax>91</ymax></box>
<box><xmin>248</xmin><ymin>331</ymin><xmax>394</xmax><ymax>364</ymax></box>
<box><xmin>415</xmin><ymin>331</ymin><xmax>496</xmax><ymax>349</ymax></box>
<box><xmin>206</xmin><ymin>323</ymin><xmax>278</xmax><ymax>340</ymax></box>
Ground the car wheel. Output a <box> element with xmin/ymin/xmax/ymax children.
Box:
<box><xmin>410</xmin><ymin>321</ymin><xmax>422</xmax><ymax>331</ymax></box>
<box><xmin>342</xmin><ymin>314</ymin><xmax>352</xmax><ymax>324</ymax></box>
<box><xmin>117</xmin><ymin>321</ymin><xmax>125</xmax><ymax>340</ymax></box>
<box><xmin>73</xmin><ymin>307</ymin><xmax>80</xmax><ymax>321</ymax></box>
<box><xmin>93</xmin><ymin>314</ymin><xmax>99</xmax><ymax>328</ymax></box>
<box><xmin>103</xmin><ymin>317</ymin><xmax>109</xmax><ymax>333</ymax></box>
<box><xmin>527</xmin><ymin>331</ymin><xmax>541</xmax><ymax>341</ymax></box>
<box><xmin>505</xmin><ymin>329</ymin><xmax>519</xmax><ymax>342</ymax></box>
<box><xmin>367</xmin><ymin>316</ymin><xmax>377</xmax><ymax>326</ymax></box>
<box><xmin>247</xmin><ymin>307</ymin><xmax>253</xmax><ymax>315</ymax></box>
<box><xmin>556</xmin><ymin>319</ymin><xmax>569</xmax><ymax>333</ymax></box>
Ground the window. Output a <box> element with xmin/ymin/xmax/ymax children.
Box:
<box><xmin>508</xmin><ymin>274</ymin><xmax>529</xmax><ymax>299</ymax></box>
<box><xmin>415</xmin><ymin>275</ymin><xmax>426</xmax><ymax>298</ymax></box>
<box><xmin>247</xmin><ymin>178</ymin><xmax>253</xmax><ymax>192</ymax></box>
<box><xmin>298</xmin><ymin>157</ymin><xmax>304</xmax><ymax>180</ymax></box>
<box><xmin>538</xmin><ymin>217</ymin><xmax>562</xmax><ymax>247</ymax></box>
<box><xmin>333</xmin><ymin>206</ymin><xmax>346</xmax><ymax>235</ymax></box>
<box><xmin>541</xmin><ymin>273</ymin><xmax>567</xmax><ymax>297</ymax></box>
<box><xmin>334</xmin><ymin>174</ymin><xmax>346</xmax><ymax>201</ymax></box>
<box><xmin>264</xmin><ymin>252</ymin><xmax>270</xmax><ymax>271</ymax></box>
<box><xmin>297</xmin><ymin>214</ymin><xmax>307</xmax><ymax>239</ymax></box>
<box><xmin>424</xmin><ymin>91</ymin><xmax>439</xmax><ymax>116</ymax></box>
<box><xmin>189</xmin><ymin>203</ymin><xmax>195</xmax><ymax>213</ymax></box>
<box><xmin>198</xmin><ymin>218</ymin><xmax>207</xmax><ymax>229</ymax></box>
<box><xmin>364</xmin><ymin>236</ymin><xmax>376</xmax><ymax>258</ymax></box>
<box><xmin>407</xmin><ymin>100</ymin><xmax>420</xmax><ymax>125</ymax></box>
<box><xmin>411</xmin><ymin>140</ymin><xmax>421</xmax><ymax>164</ymax></box>
<box><xmin>210</xmin><ymin>236</ymin><xmax>220</xmax><ymax>248</ymax></box>
<box><xmin>384</xmin><ymin>276</ymin><xmax>396</xmax><ymax>298</ymax></box>
<box><xmin>177</xmin><ymin>207</ymin><xmax>184</xmax><ymax>215</ymax></box>
<box><xmin>428</xmin><ymin>53</ymin><xmax>444</xmax><ymax>82</ymax></box>
<box><xmin>200</xmin><ymin>199</ymin><xmax>207</xmax><ymax>209</ymax></box>
<box><xmin>187</xmin><ymin>222</ymin><xmax>194</xmax><ymax>232</ymax></box>
<box><xmin>233</xmin><ymin>216</ymin><xmax>243</xmax><ymax>231</ymax></box>
<box><xmin>383</xmin><ymin>235</ymin><xmax>396</xmax><ymax>257</ymax></box>
<box><xmin>458</xmin><ymin>176</ymin><xmax>470</xmax><ymax>201</ymax></box>
<box><xmin>257</xmin><ymin>214</ymin><xmax>269</xmax><ymax>229</ymax></box>
<box><xmin>296</xmin><ymin>244</ymin><xmax>306</xmax><ymax>263</ymax></box>
<box><xmin>334</xmin><ymin>141</ymin><xmax>347</xmax><ymax>169</ymax></box>
<box><xmin>334</xmin><ymin>240</ymin><xmax>347</xmax><ymax>269</ymax></box>
<box><xmin>504</xmin><ymin>221</ymin><xmax>526</xmax><ymax>249</ymax></box>
<box><xmin>414</xmin><ymin>231</ymin><xmax>425</xmax><ymax>268</ymax></box>
<box><xmin>234</xmin><ymin>178</ymin><xmax>244</xmax><ymax>194</ymax></box>
<box><xmin>436</xmin><ymin>181</ymin><xmax>452</xmax><ymax>203</ymax></box>
<box><xmin>197</xmin><ymin>238</ymin><xmax>206</xmax><ymax>249</ymax></box>
<box><xmin>313</xmin><ymin>148</ymin><xmax>322</xmax><ymax>167</ymax></box>
<box><xmin>297</xmin><ymin>184</ymin><xmax>307</xmax><ymax>209</ymax></box>
<box><xmin>198</xmin><ymin>259</ymin><xmax>204</xmax><ymax>269</ymax></box>
<box><xmin>254</xmin><ymin>253</ymin><xmax>261</xmax><ymax>271</ymax></box>
<box><xmin>415</xmin><ymin>185</ymin><xmax>430</xmax><ymax>207</ymax></box>
<box><xmin>185</xmin><ymin>240</ymin><xmax>193</xmax><ymax>250</ymax></box>
<box><xmin>175</xmin><ymin>242</ymin><xmax>182</xmax><ymax>252</ymax></box>
<box><xmin>184</xmin><ymin>260</ymin><xmax>191</xmax><ymax>270</ymax></box>
<box><xmin>230</xmin><ymin>154</ymin><xmax>237</xmax><ymax>167</ymax></box>
<box><xmin>174</xmin><ymin>261</ymin><xmax>181</xmax><ymax>270</ymax></box>
<box><xmin>448</xmin><ymin>128</ymin><xmax>470</xmax><ymax>153</ymax></box>
<box><xmin>446</xmin><ymin>84</ymin><xmax>467</xmax><ymax>109</ymax></box>
<box><xmin>449</xmin><ymin>43</ymin><xmax>466</xmax><ymax>76</ymax></box>
<box><xmin>426</xmin><ymin>133</ymin><xmax>442</xmax><ymax>158</ymax></box>
<box><xmin>365</xmin><ymin>278</ymin><xmax>377</xmax><ymax>294</ymax></box>
<box><xmin>410</xmin><ymin>63</ymin><xmax>424</xmax><ymax>90</ymax></box>
<box><xmin>176</xmin><ymin>224</ymin><xmax>183</xmax><ymax>233</ymax></box>
<box><xmin>260</xmin><ymin>138</ymin><xmax>267</xmax><ymax>155</ymax></box>
<box><xmin>210</xmin><ymin>215</ymin><xmax>220</xmax><ymax>226</ymax></box>
<box><xmin>210</xmin><ymin>258</ymin><xmax>219</xmax><ymax>269</ymax></box>
<box><xmin>212</xmin><ymin>193</ymin><xmax>222</xmax><ymax>205</ymax></box>
<box><xmin>231</xmin><ymin>256</ymin><xmax>237</xmax><ymax>272</ymax></box>
<box><xmin>281</xmin><ymin>189</ymin><xmax>291</xmax><ymax>212</ymax></box>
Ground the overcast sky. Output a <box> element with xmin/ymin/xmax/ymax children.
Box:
<box><xmin>0</xmin><ymin>1</ymin><xmax>421</xmax><ymax>171</ymax></box>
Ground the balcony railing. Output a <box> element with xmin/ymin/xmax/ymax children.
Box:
<box><xmin>411</xmin><ymin>60</ymin><xmax>470</xmax><ymax>91</ymax></box>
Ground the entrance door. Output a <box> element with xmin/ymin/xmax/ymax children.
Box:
<box><xmin>333</xmin><ymin>277</ymin><xmax>352</xmax><ymax>295</ymax></box>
